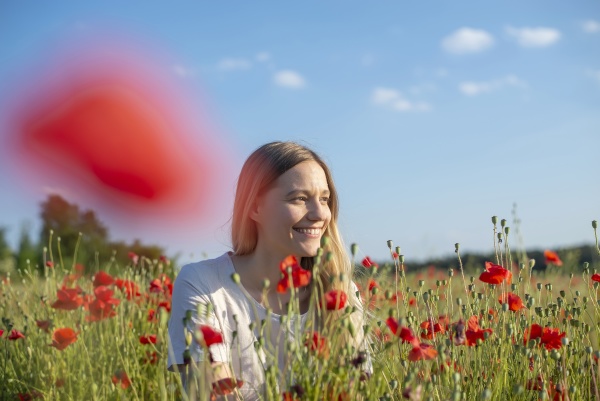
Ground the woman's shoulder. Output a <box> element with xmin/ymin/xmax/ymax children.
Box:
<box><xmin>175</xmin><ymin>253</ymin><xmax>234</xmax><ymax>287</ymax></box>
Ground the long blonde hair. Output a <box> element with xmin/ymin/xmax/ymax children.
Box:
<box><xmin>231</xmin><ymin>142</ymin><xmax>365</xmax><ymax>350</ymax></box>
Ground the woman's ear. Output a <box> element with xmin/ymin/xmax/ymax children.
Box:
<box><xmin>248</xmin><ymin>197</ymin><xmax>262</xmax><ymax>223</ymax></box>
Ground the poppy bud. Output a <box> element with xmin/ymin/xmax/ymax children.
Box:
<box><xmin>321</xmin><ymin>236</ymin><xmax>330</xmax><ymax>248</ymax></box>
<box><xmin>529</xmin><ymin>259</ymin><xmax>535</xmax><ymax>269</ymax></box>
<box><xmin>262</xmin><ymin>279</ymin><xmax>270</xmax><ymax>290</ymax></box>
<box><xmin>593</xmin><ymin>220</ymin><xmax>598</xmax><ymax>229</ymax></box>
<box><xmin>387</xmin><ymin>240</ymin><xmax>393</xmax><ymax>249</ymax></box>
<box><xmin>454</xmin><ymin>243</ymin><xmax>460</xmax><ymax>252</ymax></box>
<box><xmin>504</xmin><ymin>227</ymin><xmax>510</xmax><ymax>235</ymax></box>
<box><xmin>491</xmin><ymin>216</ymin><xmax>498</xmax><ymax>225</ymax></box>
<box><xmin>448</xmin><ymin>268</ymin><xmax>454</xmax><ymax>277</ymax></box>
<box><xmin>399</xmin><ymin>255</ymin><xmax>405</xmax><ymax>263</ymax></box>
<box><xmin>183</xmin><ymin>349</ymin><xmax>191</xmax><ymax>364</ymax></box>
<box><xmin>350</xmin><ymin>243</ymin><xmax>358</xmax><ymax>256</ymax></box>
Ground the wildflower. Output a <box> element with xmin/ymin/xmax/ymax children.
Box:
<box><xmin>386</xmin><ymin>317</ymin><xmax>417</xmax><ymax>345</ymax></box>
<box><xmin>420</xmin><ymin>316</ymin><xmax>449</xmax><ymax>340</ymax></box>
<box><xmin>498</xmin><ymin>292</ymin><xmax>524</xmax><ymax>312</ymax></box>
<box><xmin>212</xmin><ymin>377</ymin><xmax>244</xmax><ymax>396</ymax></box>
<box><xmin>114</xmin><ymin>279</ymin><xmax>141</xmax><ymax>300</ymax></box>
<box><xmin>282</xmin><ymin>392</ymin><xmax>299</xmax><ymax>401</ymax></box>
<box><xmin>93</xmin><ymin>271</ymin><xmax>114</xmax><ymax>287</ymax></box>
<box><xmin>94</xmin><ymin>286</ymin><xmax>121</xmax><ymax>305</ymax></box>
<box><xmin>197</xmin><ymin>325</ymin><xmax>223</xmax><ymax>347</ymax></box>
<box><xmin>305</xmin><ymin>331</ymin><xmax>328</xmax><ymax>357</ymax></box>
<box><xmin>111</xmin><ymin>370</ymin><xmax>131</xmax><ymax>389</ymax></box>
<box><xmin>322</xmin><ymin>290</ymin><xmax>348</xmax><ymax>310</ymax></box>
<box><xmin>408</xmin><ymin>297</ymin><xmax>416</xmax><ymax>307</ymax></box>
<box><xmin>128</xmin><ymin>252</ymin><xmax>139</xmax><ymax>265</ymax></box>
<box><xmin>8</xmin><ymin>329</ymin><xmax>25</xmax><ymax>340</ymax></box>
<box><xmin>452</xmin><ymin>318</ymin><xmax>466</xmax><ymax>346</ymax></box>
<box><xmin>361</xmin><ymin>256</ymin><xmax>378</xmax><ymax>268</ymax></box>
<box><xmin>367</xmin><ymin>278</ymin><xmax>378</xmax><ymax>292</ymax></box>
<box><xmin>49</xmin><ymin>328</ymin><xmax>79</xmax><ymax>350</ymax></box>
<box><xmin>46</xmin><ymin>261</ymin><xmax>54</xmax><ymax>268</ymax></box>
<box><xmin>544</xmin><ymin>250</ymin><xmax>563</xmax><ymax>266</ymax></box>
<box><xmin>0</xmin><ymin>329</ymin><xmax>3</xmax><ymax>337</ymax></box>
<box><xmin>148</xmin><ymin>309</ymin><xmax>157</xmax><ymax>322</ymax></box>
<box><xmin>277</xmin><ymin>255</ymin><xmax>311</xmax><ymax>293</ymax></box>
<box><xmin>465</xmin><ymin>316</ymin><xmax>493</xmax><ymax>346</ymax></box>
<box><xmin>74</xmin><ymin>263</ymin><xmax>85</xmax><ymax>274</ymax></box>
<box><xmin>36</xmin><ymin>319</ymin><xmax>52</xmax><ymax>333</ymax></box>
<box><xmin>17</xmin><ymin>391</ymin><xmax>43</xmax><ymax>401</ymax></box>
<box><xmin>408</xmin><ymin>342</ymin><xmax>438</xmax><ymax>361</ymax></box>
<box><xmin>479</xmin><ymin>262</ymin><xmax>512</xmax><ymax>285</ymax></box>
<box><xmin>139</xmin><ymin>334</ymin><xmax>157</xmax><ymax>345</ymax></box>
<box><xmin>61</xmin><ymin>273</ymin><xmax>81</xmax><ymax>287</ymax></box>
<box><xmin>591</xmin><ymin>273</ymin><xmax>600</xmax><ymax>282</ymax></box>
<box><xmin>524</xmin><ymin>324</ymin><xmax>565</xmax><ymax>350</ymax></box>
<box><xmin>158</xmin><ymin>300</ymin><xmax>171</xmax><ymax>313</ymax></box>
<box><xmin>142</xmin><ymin>351</ymin><xmax>159</xmax><ymax>364</ymax></box>
<box><xmin>51</xmin><ymin>287</ymin><xmax>84</xmax><ymax>310</ymax></box>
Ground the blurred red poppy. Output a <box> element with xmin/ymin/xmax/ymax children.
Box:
<box><xmin>524</xmin><ymin>324</ymin><xmax>565</xmax><ymax>350</ymax></box>
<box><xmin>111</xmin><ymin>370</ymin><xmax>131</xmax><ymax>389</ymax></box>
<box><xmin>305</xmin><ymin>331</ymin><xmax>329</xmax><ymax>357</ymax></box>
<box><xmin>361</xmin><ymin>257</ymin><xmax>378</xmax><ymax>268</ymax></box>
<box><xmin>51</xmin><ymin>287</ymin><xmax>84</xmax><ymax>310</ymax></box>
<box><xmin>197</xmin><ymin>325</ymin><xmax>223</xmax><ymax>347</ymax></box>
<box><xmin>8</xmin><ymin>329</ymin><xmax>26</xmax><ymax>340</ymax></box>
<box><xmin>420</xmin><ymin>316</ymin><xmax>449</xmax><ymax>340</ymax></box>
<box><xmin>212</xmin><ymin>378</ymin><xmax>244</xmax><ymax>396</ymax></box>
<box><xmin>277</xmin><ymin>255</ymin><xmax>312</xmax><ymax>293</ymax></box>
<box><xmin>17</xmin><ymin>391</ymin><xmax>43</xmax><ymax>401</ymax></box>
<box><xmin>591</xmin><ymin>273</ymin><xmax>600</xmax><ymax>282</ymax></box>
<box><xmin>386</xmin><ymin>317</ymin><xmax>417</xmax><ymax>345</ymax></box>
<box><xmin>498</xmin><ymin>292</ymin><xmax>524</xmax><ymax>312</ymax></box>
<box><xmin>142</xmin><ymin>351</ymin><xmax>159</xmax><ymax>365</ymax></box>
<box><xmin>465</xmin><ymin>316</ymin><xmax>493</xmax><ymax>346</ymax></box>
<box><xmin>139</xmin><ymin>335</ymin><xmax>157</xmax><ymax>345</ymax></box>
<box><xmin>408</xmin><ymin>342</ymin><xmax>438</xmax><ymax>361</ymax></box>
<box><xmin>544</xmin><ymin>250</ymin><xmax>563</xmax><ymax>266</ymax></box>
<box><xmin>0</xmin><ymin>329</ymin><xmax>3</xmax><ymax>337</ymax></box>
<box><xmin>322</xmin><ymin>290</ymin><xmax>348</xmax><ymax>310</ymax></box>
<box><xmin>479</xmin><ymin>262</ymin><xmax>512</xmax><ymax>285</ymax></box>
<box><xmin>36</xmin><ymin>319</ymin><xmax>53</xmax><ymax>333</ymax></box>
<box><xmin>49</xmin><ymin>328</ymin><xmax>79</xmax><ymax>350</ymax></box>
<box><xmin>408</xmin><ymin>297</ymin><xmax>416</xmax><ymax>307</ymax></box>
<box><xmin>46</xmin><ymin>261</ymin><xmax>54</xmax><ymax>268</ymax></box>
<box><xmin>93</xmin><ymin>271</ymin><xmax>115</xmax><ymax>287</ymax></box>
<box><xmin>114</xmin><ymin>279</ymin><xmax>141</xmax><ymax>300</ymax></box>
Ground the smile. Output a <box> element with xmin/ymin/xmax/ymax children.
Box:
<box><xmin>293</xmin><ymin>228</ymin><xmax>321</xmax><ymax>236</ymax></box>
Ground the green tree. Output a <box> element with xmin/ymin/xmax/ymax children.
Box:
<box><xmin>14</xmin><ymin>223</ymin><xmax>38</xmax><ymax>272</ymax></box>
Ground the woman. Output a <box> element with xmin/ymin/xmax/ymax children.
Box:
<box><xmin>168</xmin><ymin>141</ymin><xmax>368</xmax><ymax>400</ymax></box>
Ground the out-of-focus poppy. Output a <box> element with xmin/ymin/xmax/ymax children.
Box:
<box><xmin>36</xmin><ymin>319</ymin><xmax>53</xmax><ymax>333</ymax></box>
<box><xmin>93</xmin><ymin>271</ymin><xmax>115</xmax><ymax>287</ymax></box>
<box><xmin>197</xmin><ymin>325</ymin><xmax>223</xmax><ymax>347</ymax></box>
<box><xmin>479</xmin><ymin>262</ymin><xmax>512</xmax><ymax>285</ymax></box>
<box><xmin>386</xmin><ymin>317</ymin><xmax>417</xmax><ymax>345</ymax></box>
<box><xmin>115</xmin><ymin>279</ymin><xmax>141</xmax><ymax>300</ymax></box>
<box><xmin>51</xmin><ymin>287</ymin><xmax>84</xmax><ymax>310</ymax></box>
<box><xmin>361</xmin><ymin>257</ymin><xmax>378</xmax><ymax>268</ymax></box>
<box><xmin>0</xmin><ymin>329</ymin><xmax>3</xmax><ymax>337</ymax></box>
<box><xmin>465</xmin><ymin>316</ymin><xmax>493</xmax><ymax>346</ymax></box>
<box><xmin>139</xmin><ymin>335</ymin><xmax>157</xmax><ymax>345</ymax></box>
<box><xmin>212</xmin><ymin>378</ymin><xmax>244</xmax><ymax>396</ymax></box>
<box><xmin>8</xmin><ymin>329</ymin><xmax>26</xmax><ymax>340</ymax></box>
<box><xmin>498</xmin><ymin>292</ymin><xmax>524</xmax><ymax>312</ymax></box>
<box><xmin>322</xmin><ymin>290</ymin><xmax>348</xmax><ymax>310</ymax></box>
<box><xmin>277</xmin><ymin>255</ymin><xmax>312</xmax><ymax>293</ymax></box>
<box><xmin>420</xmin><ymin>316</ymin><xmax>449</xmax><ymax>339</ymax></box>
<box><xmin>111</xmin><ymin>370</ymin><xmax>131</xmax><ymax>389</ymax></box>
<box><xmin>46</xmin><ymin>261</ymin><xmax>54</xmax><ymax>268</ymax></box>
<box><xmin>142</xmin><ymin>351</ymin><xmax>159</xmax><ymax>365</ymax></box>
<box><xmin>128</xmin><ymin>252</ymin><xmax>139</xmax><ymax>265</ymax></box>
<box><xmin>524</xmin><ymin>324</ymin><xmax>565</xmax><ymax>350</ymax></box>
<box><xmin>544</xmin><ymin>250</ymin><xmax>563</xmax><ymax>266</ymax></box>
<box><xmin>305</xmin><ymin>331</ymin><xmax>329</xmax><ymax>357</ymax></box>
<box><xmin>591</xmin><ymin>273</ymin><xmax>600</xmax><ymax>282</ymax></box>
<box><xmin>408</xmin><ymin>297</ymin><xmax>417</xmax><ymax>307</ymax></box>
<box><xmin>49</xmin><ymin>328</ymin><xmax>79</xmax><ymax>350</ymax></box>
<box><xmin>17</xmin><ymin>391</ymin><xmax>43</xmax><ymax>401</ymax></box>
<box><xmin>408</xmin><ymin>342</ymin><xmax>438</xmax><ymax>362</ymax></box>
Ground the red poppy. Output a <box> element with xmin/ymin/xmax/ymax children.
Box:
<box><xmin>367</xmin><ymin>278</ymin><xmax>378</xmax><ymax>292</ymax></box>
<box><xmin>61</xmin><ymin>273</ymin><xmax>81</xmax><ymax>287</ymax></box>
<box><xmin>159</xmin><ymin>255</ymin><xmax>170</xmax><ymax>264</ymax></box>
<box><xmin>305</xmin><ymin>331</ymin><xmax>329</xmax><ymax>357</ymax></box>
<box><xmin>114</xmin><ymin>279</ymin><xmax>141</xmax><ymax>300</ymax></box>
<box><xmin>148</xmin><ymin>309</ymin><xmax>157</xmax><ymax>322</ymax></box>
<box><xmin>128</xmin><ymin>252</ymin><xmax>139</xmax><ymax>265</ymax></box>
<box><xmin>87</xmin><ymin>299</ymin><xmax>117</xmax><ymax>322</ymax></box>
<box><xmin>139</xmin><ymin>334</ymin><xmax>157</xmax><ymax>345</ymax></box>
<box><xmin>142</xmin><ymin>351</ymin><xmax>159</xmax><ymax>365</ymax></box>
<box><xmin>212</xmin><ymin>378</ymin><xmax>244</xmax><ymax>396</ymax></box>
<box><xmin>361</xmin><ymin>256</ymin><xmax>378</xmax><ymax>268</ymax></box>
<box><xmin>544</xmin><ymin>250</ymin><xmax>563</xmax><ymax>266</ymax></box>
<box><xmin>322</xmin><ymin>290</ymin><xmax>348</xmax><ymax>310</ymax></box>
<box><xmin>591</xmin><ymin>273</ymin><xmax>600</xmax><ymax>282</ymax></box>
<box><xmin>46</xmin><ymin>261</ymin><xmax>54</xmax><ymax>268</ymax></box>
<box><xmin>93</xmin><ymin>271</ymin><xmax>115</xmax><ymax>287</ymax></box>
<box><xmin>408</xmin><ymin>342</ymin><xmax>438</xmax><ymax>362</ymax></box>
<box><xmin>479</xmin><ymin>262</ymin><xmax>512</xmax><ymax>285</ymax></box>
<box><xmin>51</xmin><ymin>287</ymin><xmax>84</xmax><ymax>310</ymax></box>
<box><xmin>408</xmin><ymin>297</ymin><xmax>416</xmax><ymax>307</ymax></box>
<box><xmin>282</xmin><ymin>392</ymin><xmax>299</xmax><ymax>401</ymax></box>
<box><xmin>158</xmin><ymin>300</ymin><xmax>171</xmax><ymax>313</ymax></box>
<box><xmin>197</xmin><ymin>325</ymin><xmax>223</xmax><ymax>347</ymax></box>
<box><xmin>17</xmin><ymin>391</ymin><xmax>43</xmax><ymax>401</ymax></box>
<box><xmin>465</xmin><ymin>316</ymin><xmax>493</xmax><ymax>346</ymax></box>
<box><xmin>36</xmin><ymin>319</ymin><xmax>53</xmax><ymax>333</ymax></box>
<box><xmin>111</xmin><ymin>370</ymin><xmax>131</xmax><ymax>389</ymax></box>
<box><xmin>74</xmin><ymin>263</ymin><xmax>85</xmax><ymax>273</ymax></box>
<box><xmin>94</xmin><ymin>286</ymin><xmax>121</xmax><ymax>305</ymax></box>
<box><xmin>420</xmin><ymin>316</ymin><xmax>449</xmax><ymax>340</ymax></box>
<box><xmin>523</xmin><ymin>324</ymin><xmax>565</xmax><ymax>350</ymax></box>
<box><xmin>386</xmin><ymin>317</ymin><xmax>417</xmax><ymax>345</ymax></box>
<box><xmin>0</xmin><ymin>329</ymin><xmax>3</xmax><ymax>337</ymax></box>
<box><xmin>49</xmin><ymin>328</ymin><xmax>79</xmax><ymax>350</ymax></box>
<box><xmin>498</xmin><ymin>292</ymin><xmax>524</xmax><ymax>312</ymax></box>
<box><xmin>277</xmin><ymin>255</ymin><xmax>312</xmax><ymax>293</ymax></box>
<box><xmin>8</xmin><ymin>329</ymin><xmax>25</xmax><ymax>340</ymax></box>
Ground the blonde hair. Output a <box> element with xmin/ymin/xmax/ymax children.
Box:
<box><xmin>231</xmin><ymin>142</ymin><xmax>366</xmax><ymax>350</ymax></box>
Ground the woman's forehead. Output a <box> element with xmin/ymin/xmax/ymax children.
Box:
<box><xmin>275</xmin><ymin>161</ymin><xmax>329</xmax><ymax>191</ymax></box>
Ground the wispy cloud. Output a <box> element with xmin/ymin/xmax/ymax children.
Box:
<box><xmin>441</xmin><ymin>28</ymin><xmax>494</xmax><ymax>54</ymax></box>
<box><xmin>582</xmin><ymin>20</ymin><xmax>600</xmax><ymax>33</ymax></box>
<box><xmin>371</xmin><ymin>87</ymin><xmax>431</xmax><ymax>112</ymax></box>
<box><xmin>505</xmin><ymin>26</ymin><xmax>561</xmax><ymax>47</ymax></box>
<box><xmin>459</xmin><ymin>75</ymin><xmax>527</xmax><ymax>96</ymax></box>
<box><xmin>586</xmin><ymin>69</ymin><xmax>600</xmax><ymax>84</ymax></box>
<box><xmin>255</xmin><ymin>52</ymin><xmax>271</xmax><ymax>62</ymax></box>
<box><xmin>273</xmin><ymin>70</ymin><xmax>306</xmax><ymax>89</ymax></box>
<box><xmin>217</xmin><ymin>58</ymin><xmax>252</xmax><ymax>71</ymax></box>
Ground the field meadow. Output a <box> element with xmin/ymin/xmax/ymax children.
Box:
<box><xmin>1</xmin><ymin>219</ymin><xmax>599</xmax><ymax>401</ymax></box>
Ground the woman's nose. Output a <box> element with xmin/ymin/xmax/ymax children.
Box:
<box><xmin>308</xmin><ymin>199</ymin><xmax>328</xmax><ymax>220</ymax></box>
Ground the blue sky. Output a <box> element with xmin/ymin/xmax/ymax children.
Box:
<box><xmin>0</xmin><ymin>1</ymin><xmax>599</xmax><ymax>264</ymax></box>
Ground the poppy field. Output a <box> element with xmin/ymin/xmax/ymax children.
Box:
<box><xmin>1</xmin><ymin>218</ymin><xmax>599</xmax><ymax>400</ymax></box>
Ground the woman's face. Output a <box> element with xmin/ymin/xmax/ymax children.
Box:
<box><xmin>252</xmin><ymin>160</ymin><xmax>332</xmax><ymax>260</ymax></box>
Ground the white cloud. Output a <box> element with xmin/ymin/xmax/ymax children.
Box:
<box><xmin>586</xmin><ymin>69</ymin><xmax>600</xmax><ymax>83</ymax></box>
<box><xmin>409</xmin><ymin>82</ymin><xmax>437</xmax><ymax>96</ymax></box>
<box><xmin>582</xmin><ymin>20</ymin><xmax>600</xmax><ymax>33</ymax></box>
<box><xmin>273</xmin><ymin>70</ymin><xmax>306</xmax><ymax>89</ymax></box>
<box><xmin>217</xmin><ymin>58</ymin><xmax>252</xmax><ymax>71</ymax></box>
<box><xmin>255</xmin><ymin>52</ymin><xmax>271</xmax><ymax>62</ymax></box>
<box><xmin>441</xmin><ymin>27</ymin><xmax>494</xmax><ymax>54</ymax></box>
<box><xmin>172</xmin><ymin>64</ymin><xmax>195</xmax><ymax>78</ymax></box>
<box><xmin>459</xmin><ymin>75</ymin><xmax>527</xmax><ymax>96</ymax></box>
<box><xmin>371</xmin><ymin>87</ymin><xmax>431</xmax><ymax>112</ymax></box>
<box><xmin>506</xmin><ymin>26</ymin><xmax>561</xmax><ymax>47</ymax></box>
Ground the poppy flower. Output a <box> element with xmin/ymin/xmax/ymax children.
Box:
<box><xmin>386</xmin><ymin>317</ymin><xmax>418</xmax><ymax>345</ymax></box>
<box><xmin>197</xmin><ymin>325</ymin><xmax>223</xmax><ymax>347</ymax></box>
<box><xmin>367</xmin><ymin>278</ymin><xmax>378</xmax><ymax>292</ymax></box>
<box><xmin>61</xmin><ymin>273</ymin><xmax>81</xmax><ymax>287</ymax></box>
<box><xmin>282</xmin><ymin>392</ymin><xmax>299</xmax><ymax>401</ymax></box>
<box><xmin>139</xmin><ymin>334</ymin><xmax>157</xmax><ymax>345</ymax></box>
<box><xmin>277</xmin><ymin>255</ymin><xmax>312</xmax><ymax>293</ymax></box>
<box><xmin>408</xmin><ymin>342</ymin><xmax>438</xmax><ymax>362</ymax></box>
<box><xmin>17</xmin><ymin>391</ymin><xmax>43</xmax><ymax>401</ymax></box>
<box><xmin>111</xmin><ymin>370</ymin><xmax>131</xmax><ymax>389</ymax></box>
<box><xmin>94</xmin><ymin>286</ymin><xmax>121</xmax><ymax>305</ymax></box>
<box><xmin>498</xmin><ymin>292</ymin><xmax>524</xmax><ymax>312</ymax></box>
<box><xmin>524</xmin><ymin>324</ymin><xmax>565</xmax><ymax>350</ymax></box>
<box><xmin>212</xmin><ymin>377</ymin><xmax>244</xmax><ymax>396</ymax></box>
<box><xmin>158</xmin><ymin>300</ymin><xmax>171</xmax><ymax>313</ymax></box>
<box><xmin>408</xmin><ymin>297</ymin><xmax>416</xmax><ymax>307</ymax></box>
<box><xmin>361</xmin><ymin>257</ymin><xmax>378</xmax><ymax>268</ymax></box>
<box><xmin>142</xmin><ymin>351</ymin><xmax>159</xmax><ymax>365</ymax></box>
<box><xmin>479</xmin><ymin>262</ymin><xmax>512</xmax><ymax>285</ymax></box>
<box><xmin>0</xmin><ymin>329</ymin><xmax>3</xmax><ymax>337</ymax></box>
<box><xmin>591</xmin><ymin>273</ymin><xmax>600</xmax><ymax>282</ymax></box>
<box><xmin>322</xmin><ymin>290</ymin><xmax>348</xmax><ymax>310</ymax></box>
<box><xmin>46</xmin><ymin>261</ymin><xmax>54</xmax><ymax>268</ymax></box>
<box><xmin>93</xmin><ymin>271</ymin><xmax>115</xmax><ymax>287</ymax></box>
<box><xmin>49</xmin><ymin>328</ymin><xmax>79</xmax><ymax>350</ymax></box>
<box><xmin>114</xmin><ymin>279</ymin><xmax>141</xmax><ymax>300</ymax></box>
<box><xmin>305</xmin><ymin>331</ymin><xmax>329</xmax><ymax>357</ymax></box>
<box><xmin>420</xmin><ymin>316</ymin><xmax>449</xmax><ymax>339</ymax></box>
<box><xmin>128</xmin><ymin>252</ymin><xmax>139</xmax><ymax>265</ymax></box>
<box><xmin>36</xmin><ymin>319</ymin><xmax>53</xmax><ymax>333</ymax></box>
<box><xmin>465</xmin><ymin>316</ymin><xmax>493</xmax><ymax>346</ymax></box>
<box><xmin>8</xmin><ymin>329</ymin><xmax>25</xmax><ymax>340</ymax></box>
<box><xmin>544</xmin><ymin>250</ymin><xmax>563</xmax><ymax>266</ymax></box>
<box><xmin>148</xmin><ymin>309</ymin><xmax>157</xmax><ymax>322</ymax></box>
<box><xmin>51</xmin><ymin>287</ymin><xmax>84</xmax><ymax>310</ymax></box>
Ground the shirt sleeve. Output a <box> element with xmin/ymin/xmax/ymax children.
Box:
<box><xmin>167</xmin><ymin>263</ymin><xmax>229</xmax><ymax>370</ymax></box>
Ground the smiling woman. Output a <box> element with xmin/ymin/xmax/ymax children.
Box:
<box><xmin>167</xmin><ymin>141</ymin><xmax>370</xmax><ymax>400</ymax></box>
